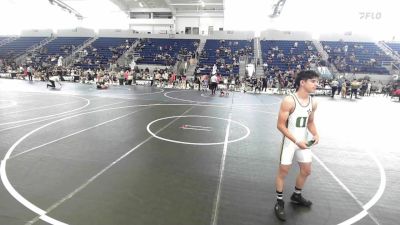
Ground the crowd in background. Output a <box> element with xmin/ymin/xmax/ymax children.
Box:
<box><xmin>1</xmin><ymin>59</ymin><xmax>399</xmax><ymax>98</ymax></box>
<box><xmin>1</xmin><ymin>37</ymin><xmax>399</xmax><ymax>97</ymax></box>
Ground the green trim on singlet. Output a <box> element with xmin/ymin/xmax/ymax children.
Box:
<box><xmin>289</xmin><ymin>94</ymin><xmax>296</xmax><ymax>115</ymax></box>
<box><xmin>279</xmin><ymin>120</ymin><xmax>289</xmax><ymax>163</ymax></box>
<box><xmin>292</xmin><ymin>93</ymin><xmax>311</xmax><ymax>108</ymax></box>
<box><xmin>279</xmin><ymin>135</ymin><xmax>285</xmax><ymax>163</ymax></box>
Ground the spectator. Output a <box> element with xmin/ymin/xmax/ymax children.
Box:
<box><xmin>350</xmin><ymin>79</ymin><xmax>360</xmax><ymax>99</ymax></box>
<box><xmin>330</xmin><ymin>79</ymin><xmax>339</xmax><ymax>97</ymax></box>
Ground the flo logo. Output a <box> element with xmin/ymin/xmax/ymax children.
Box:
<box><xmin>359</xmin><ymin>12</ymin><xmax>382</xmax><ymax>20</ymax></box>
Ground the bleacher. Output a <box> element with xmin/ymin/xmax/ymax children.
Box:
<box><xmin>0</xmin><ymin>37</ymin><xmax>10</xmax><ymax>43</ymax></box>
<box><xmin>38</xmin><ymin>37</ymin><xmax>90</xmax><ymax>65</ymax></box>
<box><xmin>135</xmin><ymin>38</ymin><xmax>199</xmax><ymax>66</ymax></box>
<box><xmin>0</xmin><ymin>37</ymin><xmax>47</xmax><ymax>59</ymax></box>
<box><xmin>385</xmin><ymin>42</ymin><xmax>400</xmax><ymax>68</ymax></box>
<box><xmin>386</xmin><ymin>42</ymin><xmax>400</xmax><ymax>55</ymax></box>
<box><xmin>74</xmin><ymin>37</ymin><xmax>136</xmax><ymax>69</ymax></box>
<box><xmin>322</xmin><ymin>41</ymin><xmax>392</xmax><ymax>74</ymax></box>
<box><xmin>260</xmin><ymin>40</ymin><xmax>319</xmax><ymax>73</ymax></box>
<box><xmin>196</xmin><ymin>39</ymin><xmax>253</xmax><ymax>76</ymax></box>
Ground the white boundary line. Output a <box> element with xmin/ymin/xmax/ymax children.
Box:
<box><xmin>211</xmin><ymin>113</ymin><xmax>232</xmax><ymax>225</ymax></box>
<box><xmin>163</xmin><ymin>90</ymin><xmax>281</xmax><ymax>106</ymax></box>
<box><xmin>0</xmin><ymin>102</ymin><xmax>386</xmax><ymax>225</ymax></box>
<box><xmin>10</xmin><ymin>107</ymin><xmax>149</xmax><ymax>160</ymax></box>
<box><xmin>1</xmin><ymin>101</ymin><xmax>81</xmax><ymax>116</ymax></box>
<box><xmin>116</xmin><ymin>88</ymin><xmax>165</xmax><ymax>96</ymax></box>
<box><xmin>0</xmin><ymin>96</ymin><xmax>90</xmax><ymax>126</ymax></box>
<box><xmin>0</xmin><ymin>100</ymin><xmax>127</xmax><ymax>133</ymax></box>
<box><xmin>328</xmin><ymin>147</ymin><xmax>386</xmax><ymax>225</ymax></box>
<box><xmin>312</xmin><ymin>153</ymin><xmax>382</xmax><ymax>225</ymax></box>
<box><xmin>0</xmin><ymin>102</ymin><xmax>209</xmax><ymax>134</ymax></box>
<box><xmin>1</xmin><ymin>105</ymin><xmax>154</xmax><ymax>225</ymax></box>
<box><xmin>1</xmin><ymin>103</ymin><xmax>251</xmax><ymax>225</ymax></box>
<box><xmin>24</xmin><ymin>105</ymin><xmax>194</xmax><ymax>225</ymax></box>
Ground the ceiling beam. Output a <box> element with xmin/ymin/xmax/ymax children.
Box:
<box><xmin>48</xmin><ymin>0</ymin><xmax>83</xmax><ymax>20</ymax></box>
<box><xmin>109</xmin><ymin>0</ymin><xmax>130</xmax><ymax>12</ymax></box>
<box><xmin>163</xmin><ymin>0</ymin><xmax>176</xmax><ymax>13</ymax></box>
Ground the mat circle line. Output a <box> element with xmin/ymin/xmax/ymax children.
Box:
<box><xmin>146</xmin><ymin>115</ymin><xmax>250</xmax><ymax>145</ymax></box>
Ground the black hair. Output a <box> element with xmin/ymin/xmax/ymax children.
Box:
<box><xmin>294</xmin><ymin>70</ymin><xmax>320</xmax><ymax>90</ymax></box>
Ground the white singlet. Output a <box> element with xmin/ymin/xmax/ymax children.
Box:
<box><xmin>279</xmin><ymin>93</ymin><xmax>313</xmax><ymax>165</ymax></box>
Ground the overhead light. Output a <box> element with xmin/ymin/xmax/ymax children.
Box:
<box><xmin>139</xmin><ymin>2</ymin><xmax>143</xmax><ymax>7</ymax></box>
<box><xmin>200</xmin><ymin>1</ymin><xmax>205</xmax><ymax>7</ymax></box>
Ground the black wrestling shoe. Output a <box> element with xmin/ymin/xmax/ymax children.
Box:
<box><xmin>290</xmin><ymin>193</ymin><xmax>312</xmax><ymax>207</ymax></box>
<box><xmin>274</xmin><ymin>200</ymin><xmax>286</xmax><ymax>221</ymax></box>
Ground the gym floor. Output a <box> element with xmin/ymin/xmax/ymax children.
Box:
<box><xmin>0</xmin><ymin>79</ymin><xmax>399</xmax><ymax>225</ymax></box>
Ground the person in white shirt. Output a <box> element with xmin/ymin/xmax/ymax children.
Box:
<box><xmin>366</xmin><ymin>81</ymin><xmax>372</xmax><ymax>96</ymax></box>
<box><xmin>210</xmin><ymin>74</ymin><xmax>218</xmax><ymax>95</ymax></box>
<box><xmin>330</xmin><ymin>79</ymin><xmax>339</xmax><ymax>97</ymax></box>
<box><xmin>57</xmin><ymin>56</ymin><xmax>63</xmax><ymax>67</ymax></box>
<box><xmin>212</xmin><ymin>64</ymin><xmax>217</xmax><ymax>75</ymax></box>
